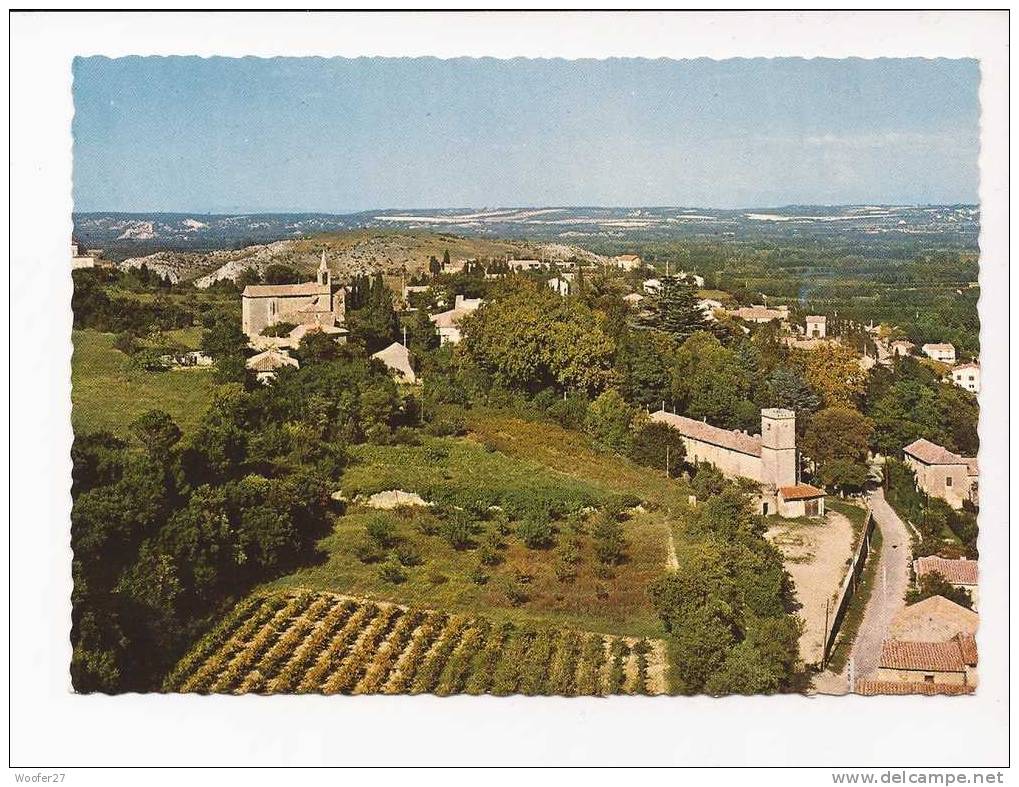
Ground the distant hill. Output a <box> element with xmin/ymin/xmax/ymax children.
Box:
<box><xmin>113</xmin><ymin>230</ymin><xmax>608</xmax><ymax>286</ymax></box>
<box><xmin>73</xmin><ymin>204</ymin><xmax>980</xmax><ymax>263</ymax></box>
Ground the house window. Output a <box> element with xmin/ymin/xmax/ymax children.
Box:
<box><xmin>946</xmin><ymin>477</ymin><xmax>953</xmax><ymax>488</ymax></box>
<box><xmin>805</xmin><ymin>499</ymin><xmax>820</xmax><ymax>517</ymax></box>
<box><xmin>924</xmin><ymin>675</ymin><xmax>935</xmax><ymax>684</ymax></box>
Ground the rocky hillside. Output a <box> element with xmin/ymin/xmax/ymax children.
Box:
<box><xmin>118</xmin><ymin>231</ymin><xmax>609</xmax><ymax>287</ymax></box>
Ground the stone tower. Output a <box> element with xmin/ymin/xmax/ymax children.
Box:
<box><xmin>317</xmin><ymin>250</ymin><xmax>331</xmax><ymax>288</ymax></box>
<box><xmin>760</xmin><ymin>408</ymin><xmax>797</xmax><ymax>488</ymax></box>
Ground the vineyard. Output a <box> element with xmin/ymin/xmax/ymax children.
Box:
<box><xmin>164</xmin><ymin>590</ymin><xmax>670</xmax><ymax>695</ymax></box>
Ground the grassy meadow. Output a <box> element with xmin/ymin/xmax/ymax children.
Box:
<box><xmin>71</xmin><ymin>328</ymin><xmax>220</xmax><ymax>439</ymax></box>
<box><xmin>262</xmin><ymin>413</ymin><xmax>694</xmax><ymax>638</ymax></box>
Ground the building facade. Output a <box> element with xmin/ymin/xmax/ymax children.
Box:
<box><xmin>951</xmin><ymin>362</ymin><xmax>980</xmax><ymax>394</ymax></box>
<box><xmin>649</xmin><ymin>407</ymin><xmax>823</xmax><ymax>518</ymax></box>
<box><xmin>903</xmin><ymin>438</ymin><xmax>978</xmax><ymax>510</ymax></box>
<box><xmin>429</xmin><ymin>295</ymin><xmax>483</xmax><ymax>345</ymax></box>
<box><xmin>241</xmin><ymin>252</ymin><xmax>345</xmax><ymax>338</ymax></box>
<box><xmin>805</xmin><ymin>315</ymin><xmax>827</xmax><ymax>338</ymax></box>
<box><xmin>922</xmin><ymin>343</ymin><xmax>957</xmax><ymax>364</ymax></box>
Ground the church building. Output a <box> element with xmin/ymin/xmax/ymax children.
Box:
<box><xmin>649</xmin><ymin>407</ymin><xmax>825</xmax><ymax>518</ymax></box>
<box><xmin>242</xmin><ymin>251</ymin><xmax>346</xmax><ymax>338</ymax></box>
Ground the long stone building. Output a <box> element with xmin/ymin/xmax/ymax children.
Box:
<box><xmin>649</xmin><ymin>407</ymin><xmax>824</xmax><ymax>518</ymax></box>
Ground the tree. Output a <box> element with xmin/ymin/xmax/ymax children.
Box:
<box><xmin>442</xmin><ymin>249</ymin><xmax>451</xmax><ymax>268</ymax></box>
<box><xmin>906</xmin><ymin>572</ymin><xmax>974</xmax><ymax>610</ymax></box>
<box><xmin>591</xmin><ymin>509</ymin><xmax>627</xmax><ymax>566</ymax></box>
<box><xmin>615</xmin><ymin>329</ymin><xmax>678</xmax><ymax>408</ymax></box>
<box><xmin>585</xmin><ymin>390</ymin><xmax>635</xmax><ymax>454</ymax></box>
<box><xmin>671</xmin><ymin>332</ymin><xmax>755</xmax><ymax>430</ymax></box>
<box><xmin>201</xmin><ymin>317</ymin><xmax>248</xmax><ymax>360</ymax></box>
<box><xmin>130</xmin><ymin>410</ymin><xmax>182</xmax><ymax>465</ymax></box>
<box><xmin>628</xmin><ymin>421</ymin><xmax>686</xmax><ymax>476</ymax></box>
<box><xmin>801</xmin><ymin>406</ymin><xmax>874</xmax><ymax>491</ymax></box>
<box><xmin>428</xmin><ymin>256</ymin><xmax>441</xmax><ymax>276</ymax></box>
<box><xmin>640</xmin><ymin>276</ymin><xmax>707</xmax><ymax>342</ymax></box>
<box><xmin>766</xmin><ymin>366</ymin><xmax>820</xmax><ymax>432</ymax></box>
<box><xmin>459</xmin><ymin>278</ymin><xmax>617</xmax><ymax>394</ymax></box>
<box><xmin>347</xmin><ymin>275</ymin><xmax>400</xmax><ymax>353</ymax></box>
<box><xmin>800</xmin><ymin>343</ymin><xmax>868</xmax><ymax>408</ymax></box>
<box><xmin>296</xmin><ymin>329</ymin><xmax>340</xmax><ymax>364</ymax></box>
<box><xmin>262</xmin><ymin>264</ymin><xmax>301</xmax><ymax>285</ymax></box>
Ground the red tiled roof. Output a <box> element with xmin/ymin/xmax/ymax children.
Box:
<box><xmin>650</xmin><ymin>410</ymin><xmax>761</xmax><ymax>457</ymax></box>
<box><xmin>879</xmin><ymin>640</ymin><xmax>966</xmax><ymax>673</ymax></box>
<box><xmin>954</xmin><ymin>633</ymin><xmax>978</xmax><ymax>667</ymax></box>
<box><xmin>779</xmin><ymin>484</ymin><xmax>825</xmax><ymax>501</ymax></box>
<box><xmin>855</xmin><ymin>680</ymin><xmax>974</xmax><ymax>696</ymax></box>
<box><xmin>913</xmin><ymin>556</ymin><xmax>978</xmax><ymax>586</ymax></box>
<box><xmin>903</xmin><ymin>438</ymin><xmax>967</xmax><ymax>466</ymax></box>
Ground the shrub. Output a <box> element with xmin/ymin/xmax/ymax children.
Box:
<box><xmin>426</xmin><ymin>407</ymin><xmax>467</xmax><ymax>437</ymax></box>
<box><xmin>391</xmin><ymin>426</ymin><xmax>421</xmax><ymax>446</ymax></box>
<box><xmin>378</xmin><ymin>555</ymin><xmax>407</xmax><ymax>584</ymax></box>
<box><xmin>554</xmin><ymin>559</ymin><xmax>577</xmax><ymax>583</ymax></box>
<box><xmin>477</xmin><ymin>544</ymin><xmax>501</xmax><ymax>566</ymax></box>
<box><xmin>428</xmin><ymin>570</ymin><xmax>448</xmax><ymax>585</ymax></box>
<box><xmin>441</xmin><ymin>510</ymin><xmax>479</xmax><ymax>550</ymax></box>
<box><xmin>592</xmin><ymin>511</ymin><xmax>627</xmax><ymax>566</ymax></box>
<box><xmin>469</xmin><ymin>565</ymin><xmax>490</xmax><ymax>585</ymax></box>
<box><xmin>516</xmin><ymin>514</ymin><xmax>556</xmax><ymax>549</ymax></box>
<box><xmin>365</xmin><ymin>514</ymin><xmax>399</xmax><ymax>548</ymax></box>
<box><xmin>505</xmin><ymin>581</ymin><xmax>529</xmax><ymax>607</ymax></box>
<box><xmin>395</xmin><ymin>541</ymin><xmax>423</xmax><ymax>567</ymax></box>
<box><xmin>595</xmin><ymin>583</ymin><xmax>610</xmax><ymax>600</ymax></box>
<box><xmin>353</xmin><ymin>538</ymin><xmax>386</xmax><ymax>564</ymax></box>
<box><xmin>414</xmin><ymin>512</ymin><xmax>441</xmax><ymax>536</ymax></box>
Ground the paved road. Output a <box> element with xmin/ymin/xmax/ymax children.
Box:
<box><xmin>848</xmin><ymin>488</ymin><xmax>912</xmax><ymax>683</ymax></box>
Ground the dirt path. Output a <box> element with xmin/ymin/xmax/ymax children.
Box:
<box><xmin>766</xmin><ymin>510</ymin><xmax>854</xmax><ymax>668</ymax></box>
<box><xmin>847</xmin><ymin>488</ymin><xmax>911</xmax><ymax>683</ymax></box>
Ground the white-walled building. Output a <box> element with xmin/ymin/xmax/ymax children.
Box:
<box><xmin>805</xmin><ymin>315</ymin><xmax>827</xmax><ymax>338</ymax></box>
<box><xmin>547</xmin><ymin>273</ymin><xmax>575</xmax><ymax>296</ymax></box>
<box><xmin>610</xmin><ymin>254</ymin><xmax>643</xmax><ymax>271</ymax></box>
<box><xmin>246</xmin><ymin>347</ymin><xmax>299</xmax><ymax>384</ymax></box>
<box><xmin>951</xmin><ymin>362</ymin><xmax>980</xmax><ymax>394</ymax></box>
<box><xmin>429</xmin><ymin>295</ymin><xmax>483</xmax><ymax>345</ymax></box>
<box><xmin>372</xmin><ymin>342</ymin><xmax>418</xmax><ymax>384</ymax></box>
<box><xmin>922</xmin><ymin>343</ymin><xmax>957</xmax><ymax>365</ymax></box>
<box><xmin>649</xmin><ymin>407</ymin><xmax>824</xmax><ymax>518</ymax></box>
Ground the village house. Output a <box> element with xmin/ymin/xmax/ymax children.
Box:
<box><xmin>676</xmin><ymin>271</ymin><xmax>705</xmax><ymax>288</ymax></box>
<box><xmin>868</xmin><ymin>634</ymin><xmax>977</xmax><ymax>689</ymax></box>
<box><xmin>371</xmin><ymin>342</ymin><xmax>418</xmax><ymax>384</ymax></box>
<box><xmin>649</xmin><ymin>407</ymin><xmax>824</xmax><ymax>518</ymax></box>
<box><xmin>903</xmin><ymin>438</ymin><xmax>978</xmax><ymax>510</ymax></box>
<box><xmin>71</xmin><ymin>241</ymin><xmax>109</xmax><ymax>270</ymax></box>
<box><xmin>547</xmin><ymin>273</ymin><xmax>575</xmax><ymax>297</ymax></box>
<box><xmin>429</xmin><ymin>295</ymin><xmax>483</xmax><ymax>345</ymax></box>
<box><xmin>913</xmin><ymin>557</ymin><xmax>979</xmax><ymax>608</ymax></box>
<box><xmin>730</xmin><ymin>304</ymin><xmax>790</xmax><ymax>325</ymax></box>
<box><xmin>610</xmin><ymin>254</ymin><xmax>643</xmax><ymax>271</ymax></box>
<box><xmin>401</xmin><ymin>283</ymin><xmax>431</xmax><ymax>306</ymax></box>
<box><xmin>922</xmin><ymin>342</ymin><xmax>957</xmax><ymax>364</ymax></box>
<box><xmin>507</xmin><ymin>258</ymin><xmax>545</xmax><ymax>272</ymax></box>
<box><xmin>805</xmin><ymin>315</ymin><xmax>827</xmax><ymax>338</ymax></box>
<box><xmin>890</xmin><ymin>339</ymin><xmax>916</xmax><ymax>358</ymax></box>
<box><xmin>890</xmin><ymin>594</ymin><xmax>979</xmax><ymax>642</ymax></box>
<box><xmin>697</xmin><ymin>298</ymin><xmax>723</xmax><ymax>322</ymax></box>
<box><xmin>245</xmin><ymin>347</ymin><xmax>299</xmax><ymax>384</ymax></box>
<box><xmin>951</xmin><ymin>362</ymin><xmax>980</xmax><ymax>394</ymax></box>
<box><xmin>242</xmin><ymin>252</ymin><xmax>346</xmax><ymax>340</ymax></box>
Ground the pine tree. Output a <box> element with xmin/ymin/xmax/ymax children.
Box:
<box><xmin>641</xmin><ymin>275</ymin><xmax>707</xmax><ymax>341</ymax></box>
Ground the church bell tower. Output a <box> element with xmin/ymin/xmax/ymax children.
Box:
<box><xmin>317</xmin><ymin>250</ymin><xmax>331</xmax><ymax>288</ymax></box>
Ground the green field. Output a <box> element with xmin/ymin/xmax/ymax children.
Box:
<box><xmin>72</xmin><ymin>328</ymin><xmax>221</xmax><ymax>439</ymax></box>
<box><xmin>262</xmin><ymin>413</ymin><xmax>692</xmax><ymax>637</ymax></box>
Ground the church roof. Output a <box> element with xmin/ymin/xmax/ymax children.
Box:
<box><xmin>649</xmin><ymin>410</ymin><xmax>762</xmax><ymax>457</ymax></box>
<box><xmin>243</xmin><ymin>282</ymin><xmax>329</xmax><ymax>298</ymax></box>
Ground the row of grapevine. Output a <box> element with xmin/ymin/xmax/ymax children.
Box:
<box><xmin>169</xmin><ymin>590</ymin><xmax>669</xmax><ymax>696</ymax></box>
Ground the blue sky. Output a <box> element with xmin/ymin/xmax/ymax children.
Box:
<box><xmin>72</xmin><ymin>56</ymin><xmax>980</xmax><ymax>213</ymax></box>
